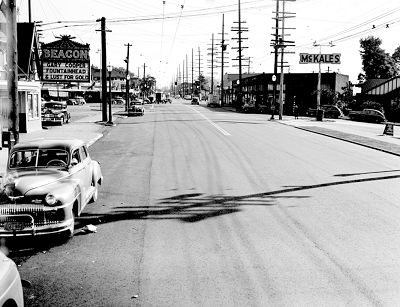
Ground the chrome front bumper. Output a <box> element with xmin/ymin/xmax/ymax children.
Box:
<box><xmin>0</xmin><ymin>204</ymin><xmax>72</xmax><ymax>236</ymax></box>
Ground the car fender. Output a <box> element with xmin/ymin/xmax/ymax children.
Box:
<box><xmin>91</xmin><ymin>160</ymin><xmax>103</xmax><ymax>185</ymax></box>
<box><xmin>24</xmin><ymin>179</ymin><xmax>83</xmax><ymax>209</ymax></box>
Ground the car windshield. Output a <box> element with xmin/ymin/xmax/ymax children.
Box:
<box><xmin>9</xmin><ymin>148</ymin><xmax>69</xmax><ymax>168</ymax></box>
<box><xmin>44</xmin><ymin>103</ymin><xmax>64</xmax><ymax>110</ymax></box>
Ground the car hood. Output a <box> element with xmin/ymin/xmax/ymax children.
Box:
<box><xmin>3</xmin><ymin>168</ymin><xmax>70</xmax><ymax>195</ymax></box>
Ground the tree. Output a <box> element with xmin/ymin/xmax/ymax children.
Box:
<box><xmin>359</xmin><ymin>36</ymin><xmax>399</xmax><ymax>79</ymax></box>
<box><xmin>337</xmin><ymin>82</ymin><xmax>356</xmax><ymax>111</ymax></box>
<box><xmin>198</xmin><ymin>73</ymin><xmax>208</xmax><ymax>92</ymax></box>
<box><xmin>393</xmin><ymin>45</ymin><xmax>400</xmax><ymax>69</ymax></box>
<box><xmin>139</xmin><ymin>75</ymin><xmax>156</xmax><ymax>97</ymax></box>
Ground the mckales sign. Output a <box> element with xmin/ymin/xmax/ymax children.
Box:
<box><xmin>41</xmin><ymin>36</ymin><xmax>90</xmax><ymax>83</ymax></box>
<box><xmin>299</xmin><ymin>53</ymin><xmax>341</xmax><ymax>64</ymax></box>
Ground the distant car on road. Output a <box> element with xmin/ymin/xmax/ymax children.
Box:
<box><xmin>112</xmin><ymin>98</ymin><xmax>125</xmax><ymax>105</ymax></box>
<box><xmin>42</xmin><ymin>101</ymin><xmax>71</xmax><ymax>126</ymax></box>
<box><xmin>242</xmin><ymin>101</ymin><xmax>256</xmax><ymax>113</ymax></box>
<box><xmin>0</xmin><ymin>138</ymin><xmax>103</xmax><ymax>240</ymax></box>
<box><xmin>348</xmin><ymin>108</ymin><xmax>386</xmax><ymax>123</ymax></box>
<box><xmin>191</xmin><ymin>97</ymin><xmax>199</xmax><ymax>105</ymax></box>
<box><xmin>184</xmin><ymin>95</ymin><xmax>192</xmax><ymax>100</ymax></box>
<box><xmin>75</xmin><ymin>97</ymin><xmax>86</xmax><ymax>105</ymax></box>
<box><xmin>307</xmin><ymin>105</ymin><xmax>343</xmax><ymax>119</ymax></box>
<box><xmin>128</xmin><ymin>100</ymin><xmax>145</xmax><ymax>116</ymax></box>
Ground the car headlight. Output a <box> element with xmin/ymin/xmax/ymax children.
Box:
<box><xmin>45</xmin><ymin>194</ymin><xmax>58</xmax><ymax>206</ymax></box>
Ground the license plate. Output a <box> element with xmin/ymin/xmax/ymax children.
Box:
<box><xmin>4</xmin><ymin>222</ymin><xmax>26</xmax><ymax>231</ymax></box>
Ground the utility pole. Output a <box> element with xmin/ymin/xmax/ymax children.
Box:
<box><xmin>124</xmin><ymin>43</ymin><xmax>131</xmax><ymax>111</ymax></box>
<box><xmin>143</xmin><ymin>63</ymin><xmax>146</xmax><ymax>97</ymax></box>
<box><xmin>96</xmin><ymin>17</ymin><xmax>111</xmax><ymax>122</ymax></box>
<box><xmin>211</xmin><ymin>33</ymin><xmax>214</xmax><ymax>94</ymax></box>
<box><xmin>2</xmin><ymin>0</ymin><xmax>19</xmax><ymax>147</ymax></box>
<box><xmin>186</xmin><ymin>54</ymin><xmax>188</xmax><ymax>96</ymax></box>
<box><xmin>183</xmin><ymin>59</ymin><xmax>185</xmax><ymax>96</ymax></box>
<box><xmin>231</xmin><ymin>0</ymin><xmax>249</xmax><ymax>109</ymax></box>
<box><xmin>196</xmin><ymin>47</ymin><xmax>203</xmax><ymax>98</ymax></box>
<box><xmin>313</xmin><ymin>41</ymin><xmax>335</xmax><ymax>115</ymax></box>
<box><xmin>271</xmin><ymin>0</ymin><xmax>296</xmax><ymax>120</ymax></box>
<box><xmin>271</xmin><ymin>0</ymin><xmax>279</xmax><ymax>120</ymax></box>
<box><xmin>221</xmin><ymin>14</ymin><xmax>226</xmax><ymax>106</ymax></box>
<box><xmin>191</xmin><ymin>48</ymin><xmax>194</xmax><ymax>96</ymax></box>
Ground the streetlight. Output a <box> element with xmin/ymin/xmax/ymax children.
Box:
<box><xmin>125</xmin><ymin>74</ymin><xmax>130</xmax><ymax>112</ymax></box>
<box><xmin>107</xmin><ymin>63</ymin><xmax>113</xmax><ymax>125</ymax></box>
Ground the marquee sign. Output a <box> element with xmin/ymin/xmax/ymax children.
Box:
<box><xmin>41</xmin><ymin>35</ymin><xmax>90</xmax><ymax>82</ymax></box>
<box><xmin>299</xmin><ymin>53</ymin><xmax>341</xmax><ymax>64</ymax></box>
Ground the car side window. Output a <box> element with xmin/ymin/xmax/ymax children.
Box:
<box><xmin>72</xmin><ymin>149</ymin><xmax>81</xmax><ymax>164</ymax></box>
<box><xmin>80</xmin><ymin>146</ymin><xmax>88</xmax><ymax>160</ymax></box>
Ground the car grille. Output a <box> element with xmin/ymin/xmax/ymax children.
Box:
<box><xmin>0</xmin><ymin>204</ymin><xmax>64</xmax><ymax>227</ymax></box>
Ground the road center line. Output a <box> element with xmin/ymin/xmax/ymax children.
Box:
<box><xmin>187</xmin><ymin>106</ymin><xmax>230</xmax><ymax>136</ymax></box>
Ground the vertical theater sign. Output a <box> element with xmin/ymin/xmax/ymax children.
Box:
<box><xmin>41</xmin><ymin>35</ymin><xmax>90</xmax><ymax>82</ymax></box>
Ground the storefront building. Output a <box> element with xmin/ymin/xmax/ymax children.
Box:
<box><xmin>0</xmin><ymin>20</ymin><xmax>42</xmax><ymax>137</ymax></box>
<box><xmin>227</xmin><ymin>72</ymin><xmax>349</xmax><ymax>115</ymax></box>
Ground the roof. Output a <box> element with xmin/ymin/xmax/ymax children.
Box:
<box><xmin>41</xmin><ymin>35</ymin><xmax>89</xmax><ymax>49</ymax></box>
<box><xmin>361</xmin><ymin>79</ymin><xmax>388</xmax><ymax>93</ymax></box>
<box><xmin>12</xmin><ymin>138</ymin><xmax>85</xmax><ymax>151</ymax></box>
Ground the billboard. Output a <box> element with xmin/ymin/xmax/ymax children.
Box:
<box><xmin>41</xmin><ymin>35</ymin><xmax>90</xmax><ymax>83</ymax></box>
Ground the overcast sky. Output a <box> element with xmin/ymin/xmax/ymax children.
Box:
<box><xmin>17</xmin><ymin>0</ymin><xmax>400</xmax><ymax>87</ymax></box>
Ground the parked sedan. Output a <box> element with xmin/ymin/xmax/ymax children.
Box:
<box><xmin>322</xmin><ymin>105</ymin><xmax>343</xmax><ymax>118</ymax></box>
<box><xmin>112</xmin><ymin>98</ymin><xmax>126</xmax><ymax>105</ymax></box>
<box><xmin>42</xmin><ymin>101</ymin><xmax>71</xmax><ymax>126</ymax></box>
<box><xmin>128</xmin><ymin>100</ymin><xmax>145</xmax><ymax>116</ymax></box>
<box><xmin>0</xmin><ymin>138</ymin><xmax>103</xmax><ymax>240</ymax></box>
<box><xmin>0</xmin><ymin>251</ymin><xmax>24</xmax><ymax>307</ymax></box>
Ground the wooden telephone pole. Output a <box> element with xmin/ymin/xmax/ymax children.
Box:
<box><xmin>1</xmin><ymin>0</ymin><xmax>19</xmax><ymax>148</ymax></box>
<box><xmin>271</xmin><ymin>0</ymin><xmax>296</xmax><ymax>120</ymax></box>
<box><xmin>96</xmin><ymin>17</ymin><xmax>111</xmax><ymax>122</ymax></box>
<box><xmin>124</xmin><ymin>43</ymin><xmax>132</xmax><ymax>111</ymax></box>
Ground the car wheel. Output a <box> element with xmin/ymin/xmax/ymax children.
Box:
<box><xmin>90</xmin><ymin>181</ymin><xmax>99</xmax><ymax>203</ymax></box>
<box><xmin>60</xmin><ymin>210</ymin><xmax>75</xmax><ymax>242</ymax></box>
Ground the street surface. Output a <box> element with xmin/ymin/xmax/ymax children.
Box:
<box><xmin>10</xmin><ymin>99</ymin><xmax>400</xmax><ymax>306</ymax></box>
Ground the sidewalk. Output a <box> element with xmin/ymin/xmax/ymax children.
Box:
<box><xmin>279</xmin><ymin>116</ymin><xmax>400</xmax><ymax>157</ymax></box>
<box><xmin>221</xmin><ymin>106</ymin><xmax>400</xmax><ymax>157</ymax></box>
<box><xmin>0</xmin><ymin>108</ymin><xmax>112</xmax><ymax>174</ymax></box>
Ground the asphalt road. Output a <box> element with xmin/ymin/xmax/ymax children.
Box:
<box><xmin>13</xmin><ymin>99</ymin><xmax>400</xmax><ymax>306</ymax></box>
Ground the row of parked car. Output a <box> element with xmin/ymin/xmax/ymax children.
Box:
<box><xmin>238</xmin><ymin>101</ymin><xmax>387</xmax><ymax>123</ymax></box>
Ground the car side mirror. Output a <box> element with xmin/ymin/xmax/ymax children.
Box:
<box><xmin>70</xmin><ymin>158</ymin><xmax>79</xmax><ymax>166</ymax></box>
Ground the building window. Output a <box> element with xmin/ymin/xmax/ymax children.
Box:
<box><xmin>28</xmin><ymin>94</ymin><xmax>33</xmax><ymax>119</ymax></box>
<box><xmin>34</xmin><ymin>94</ymin><xmax>39</xmax><ymax>118</ymax></box>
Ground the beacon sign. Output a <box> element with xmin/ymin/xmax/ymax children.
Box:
<box><xmin>299</xmin><ymin>53</ymin><xmax>341</xmax><ymax>64</ymax></box>
<box><xmin>41</xmin><ymin>35</ymin><xmax>90</xmax><ymax>82</ymax></box>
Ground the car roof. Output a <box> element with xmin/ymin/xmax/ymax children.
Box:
<box><xmin>11</xmin><ymin>138</ymin><xmax>85</xmax><ymax>152</ymax></box>
<box><xmin>45</xmin><ymin>101</ymin><xmax>67</xmax><ymax>105</ymax></box>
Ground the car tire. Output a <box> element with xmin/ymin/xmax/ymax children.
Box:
<box><xmin>60</xmin><ymin>210</ymin><xmax>75</xmax><ymax>242</ymax></box>
<box><xmin>90</xmin><ymin>181</ymin><xmax>99</xmax><ymax>203</ymax></box>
